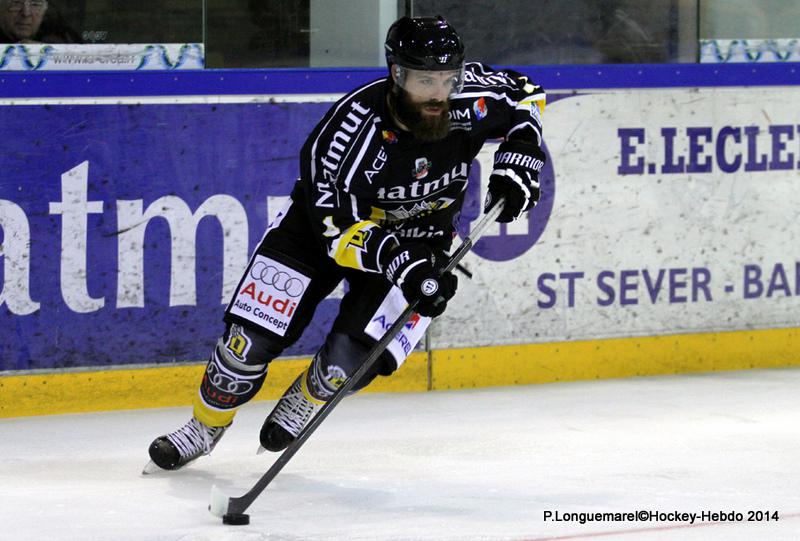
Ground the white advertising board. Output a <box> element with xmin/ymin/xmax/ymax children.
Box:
<box><xmin>432</xmin><ymin>87</ymin><xmax>800</xmax><ymax>348</ymax></box>
<box><xmin>0</xmin><ymin>43</ymin><xmax>204</xmax><ymax>70</ymax></box>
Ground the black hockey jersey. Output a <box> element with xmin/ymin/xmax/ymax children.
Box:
<box><xmin>292</xmin><ymin>61</ymin><xmax>546</xmax><ymax>274</ymax></box>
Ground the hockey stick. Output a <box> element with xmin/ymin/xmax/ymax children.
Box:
<box><xmin>209</xmin><ymin>198</ymin><xmax>505</xmax><ymax>524</ymax></box>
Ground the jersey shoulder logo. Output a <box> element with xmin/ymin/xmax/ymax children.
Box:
<box><xmin>382</xmin><ymin>130</ymin><xmax>398</xmax><ymax>144</ymax></box>
<box><xmin>473</xmin><ymin>97</ymin><xmax>488</xmax><ymax>120</ymax></box>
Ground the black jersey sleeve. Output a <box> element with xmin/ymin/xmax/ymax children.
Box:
<box><xmin>300</xmin><ymin>82</ymin><xmax>399</xmax><ymax>274</ymax></box>
<box><xmin>459</xmin><ymin>62</ymin><xmax>546</xmax><ymax>147</ymax></box>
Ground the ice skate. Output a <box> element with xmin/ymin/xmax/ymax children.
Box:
<box><xmin>260</xmin><ymin>372</ymin><xmax>323</xmax><ymax>452</ymax></box>
<box><xmin>143</xmin><ymin>416</ymin><xmax>229</xmax><ymax>473</ymax></box>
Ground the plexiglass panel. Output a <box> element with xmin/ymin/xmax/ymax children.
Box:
<box><xmin>0</xmin><ymin>0</ymin><xmax>203</xmax><ymax>70</ymax></box>
<box><xmin>0</xmin><ymin>0</ymin><xmax>202</xmax><ymax>44</ymax></box>
<box><xmin>3</xmin><ymin>0</ymin><xmax>799</xmax><ymax>69</ymax></box>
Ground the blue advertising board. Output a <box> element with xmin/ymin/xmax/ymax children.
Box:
<box><xmin>1</xmin><ymin>100</ymin><xmax>336</xmax><ymax>370</ymax></box>
<box><xmin>0</xmin><ymin>97</ymin><xmax>555</xmax><ymax>371</ymax></box>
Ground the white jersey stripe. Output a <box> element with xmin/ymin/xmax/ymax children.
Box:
<box><xmin>342</xmin><ymin>117</ymin><xmax>378</xmax><ymax>192</ymax></box>
<box><xmin>350</xmin><ymin>194</ymin><xmax>360</xmax><ymax>223</ymax></box>
<box><xmin>342</xmin><ymin>115</ymin><xmax>380</xmax><ymax>192</ymax></box>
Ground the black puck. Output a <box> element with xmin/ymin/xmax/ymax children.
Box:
<box><xmin>222</xmin><ymin>513</ymin><xmax>250</xmax><ymax>525</ymax></box>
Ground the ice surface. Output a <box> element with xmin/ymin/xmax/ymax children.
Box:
<box><xmin>1</xmin><ymin>368</ymin><xmax>799</xmax><ymax>540</ymax></box>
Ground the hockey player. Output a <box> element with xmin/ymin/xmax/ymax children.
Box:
<box><xmin>146</xmin><ymin>15</ymin><xmax>546</xmax><ymax>471</ymax></box>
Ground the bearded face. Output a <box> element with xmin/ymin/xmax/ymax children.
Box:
<box><xmin>390</xmin><ymin>85</ymin><xmax>451</xmax><ymax>142</ymax></box>
<box><xmin>389</xmin><ymin>67</ymin><xmax>462</xmax><ymax>142</ymax></box>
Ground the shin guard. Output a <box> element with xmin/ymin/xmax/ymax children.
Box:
<box><xmin>195</xmin><ymin>324</ymin><xmax>277</xmax><ymax>426</ymax></box>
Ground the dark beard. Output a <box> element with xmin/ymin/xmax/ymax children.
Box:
<box><xmin>390</xmin><ymin>86</ymin><xmax>451</xmax><ymax>142</ymax></box>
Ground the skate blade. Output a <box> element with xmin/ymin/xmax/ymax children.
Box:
<box><xmin>141</xmin><ymin>460</ymin><xmax>166</xmax><ymax>475</ymax></box>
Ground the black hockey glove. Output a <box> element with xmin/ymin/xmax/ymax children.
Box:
<box><xmin>383</xmin><ymin>243</ymin><xmax>458</xmax><ymax>318</ymax></box>
<box><xmin>484</xmin><ymin>140</ymin><xmax>546</xmax><ymax>223</ymax></box>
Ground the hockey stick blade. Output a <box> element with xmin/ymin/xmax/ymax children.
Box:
<box><xmin>210</xmin><ymin>198</ymin><xmax>505</xmax><ymax>521</ymax></box>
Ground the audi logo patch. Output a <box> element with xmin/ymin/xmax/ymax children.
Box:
<box><xmin>250</xmin><ymin>261</ymin><xmax>306</xmax><ymax>298</ymax></box>
<box><xmin>229</xmin><ymin>255</ymin><xmax>312</xmax><ymax>337</ymax></box>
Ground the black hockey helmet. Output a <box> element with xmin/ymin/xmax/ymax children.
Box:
<box><xmin>384</xmin><ymin>16</ymin><xmax>465</xmax><ymax>71</ymax></box>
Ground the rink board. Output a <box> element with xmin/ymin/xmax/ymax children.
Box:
<box><xmin>2</xmin><ymin>65</ymin><xmax>800</xmax><ymax>416</ymax></box>
<box><xmin>2</xmin><ymin>326</ymin><xmax>799</xmax><ymax>418</ymax></box>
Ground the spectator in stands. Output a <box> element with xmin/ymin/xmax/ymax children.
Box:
<box><xmin>0</xmin><ymin>0</ymin><xmax>48</xmax><ymax>42</ymax></box>
<box><xmin>0</xmin><ymin>0</ymin><xmax>81</xmax><ymax>43</ymax></box>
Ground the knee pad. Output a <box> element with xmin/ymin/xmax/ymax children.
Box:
<box><xmin>199</xmin><ymin>323</ymin><xmax>282</xmax><ymax>412</ymax></box>
<box><xmin>306</xmin><ymin>332</ymin><xmax>394</xmax><ymax>400</ymax></box>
